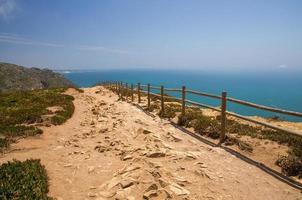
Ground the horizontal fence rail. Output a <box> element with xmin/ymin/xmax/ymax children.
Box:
<box><xmin>103</xmin><ymin>81</ymin><xmax>302</xmax><ymax>144</ymax></box>
<box><xmin>185</xmin><ymin>99</ymin><xmax>222</xmax><ymax>112</ymax></box>
<box><xmin>164</xmin><ymin>88</ymin><xmax>182</xmax><ymax>92</ymax></box>
<box><xmin>150</xmin><ymin>86</ymin><xmax>161</xmax><ymax>90</ymax></box>
<box><xmin>227</xmin><ymin>97</ymin><xmax>302</xmax><ymax>118</ymax></box>
<box><xmin>101</xmin><ymin>80</ymin><xmax>302</xmax><ymax>190</ymax></box>
<box><xmin>186</xmin><ymin>89</ymin><xmax>222</xmax><ymax>99</ymax></box>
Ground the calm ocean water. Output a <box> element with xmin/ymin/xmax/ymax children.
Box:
<box><xmin>62</xmin><ymin>70</ymin><xmax>302</xmax><ymax>122</ymax></box>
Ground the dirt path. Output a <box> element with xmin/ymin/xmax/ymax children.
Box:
<box><xmin>1</xmin><ymin>86</ymin><xmax>301</xmax><ymax>200</ymax></box>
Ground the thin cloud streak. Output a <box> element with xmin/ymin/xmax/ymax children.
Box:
<box><xmin>0</xmin><ymin>33</ymin><xmax>139</xmax><ymax>55</ymax></box>
<box><xmin>0</xmin><ymin>0</ymin><xmax>17</xmax><ymax>21</ymax></box>
<box><xmin>76</xmin><ymin>45</ymin><xmax>137</xmax><ymax>55</ymax></box>
<box><xmin>0</xmin><ymin>33</ymin><xmax>64</xmax><ymax>47</ymax></box>
<box><xmin>278</xmin><ymin>64</ymin><xmax>288</xmax><ymax>69</ymax></box>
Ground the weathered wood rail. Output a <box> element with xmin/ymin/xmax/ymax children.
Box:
<box><xmin>101</xmin><ymin>81</ymin><xmax>302</xmax><ymax>144</ymax></box>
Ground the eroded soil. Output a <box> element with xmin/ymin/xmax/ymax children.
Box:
<box><xmin>0</xmin><ymin>86</ymin><xmax>301</xmax><ymax>200</ymax></box>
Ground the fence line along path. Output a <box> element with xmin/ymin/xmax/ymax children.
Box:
<box><xmin>101</xmin><ymin>81</ymin><xmax>302</xmax><ymax>145</ymax></box>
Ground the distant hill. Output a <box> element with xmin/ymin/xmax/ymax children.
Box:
<box><xmin>0</xmin><ymin>62</ymin><xmax>74</xmax><ymax>92</ymax></box>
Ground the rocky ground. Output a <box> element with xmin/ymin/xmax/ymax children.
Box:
<box><xmin>0</xmin><ymin>86</ymin><xmax>301</xmax><ymax>200</ymax></box>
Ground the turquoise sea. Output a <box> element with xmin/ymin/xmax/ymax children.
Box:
<box><xmin>62</xmin><ymin>70</ymin><xmax>302</xmax><ymax>122</ymax></box>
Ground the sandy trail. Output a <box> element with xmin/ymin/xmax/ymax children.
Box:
<box><xmin>0</xmin><ymin>86</ymin><xmax>301</xmax><ymax>200</ymax></box>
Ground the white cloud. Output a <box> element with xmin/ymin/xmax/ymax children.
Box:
<box><xmin>0</xmin><ymin>33</ymin><xmax>64</xmax><ymax>47</ymax></box>
<box><xmin>278</xmin><ymin>64</ymin><xmax>288</xmax><ymax>69</ymax></box>
<box><xmin>76</xmin><ymin>45</ymin><xmax>136</xmax><ymax>55</ymax></box>
<box><xmin>0</xmin><ymin>0</ymin><xmax>17</xmax><ymax>21</ymax></box>
<box><xmin>0</xmin><ymin>33</ymin><xmax>138</xmax><ymax>55</ymax></box>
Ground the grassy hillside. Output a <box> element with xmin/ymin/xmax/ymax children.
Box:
<box><xmin>0</xmin><ymin>62</ymin><xmax>74</xmax><ymax>92</ymax></box>
<box><xmin>0</xmin><ymin>88</ymin><xmax>75</xmax><ymax>151</ymax></box>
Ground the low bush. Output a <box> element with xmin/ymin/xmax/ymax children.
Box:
<box><xmin>148</xmin><ymin>103</ymin><xmax>160</xmax><ymax>112</ymax></box>
<box><xmin>0</xmin><ymin>88</ymin><xmax>75</xmax><ymax>149</ymax></box>
<box><xmin>276</xmin><ymin>154</ymin><xmax>302</xmax><ymax>177</ymax></box>
<box><xmin>71</xmin><ymin>87</ymin><xmax>84</xmax><ymax>93</ymax></box>
<box><xmin>224</xmin><ymin>118</ymin><xmax>302</xmax><ymax>158</ymax></box>
<box><xmin>0</xmin><ymin>137</ymin><xmax>9</xmax><ymax>151</ymax></box>
<box><xmin>177</xmin><ymin>108</ymin><xmax>204</xmax><ymax>127</ymax></box>
<box><xmin>150</xmin><ymin>93</ymin><xmax>181</xmax><ymax>103</ymax></box>
<box><xmin>109</xmin><ymin>85</ymin><xmax>302</xmax><ymax>178</ymax></box>
<box><xmin>158</xmin><ymin>104</ymin><xmax>182</xmax><ymax>119</ymax></box>
<box><xmin>0</xmin><ymin>159</ymin><xmax>52</xmax><ymax>199</ymax></box>
<box><xmin>190</xmin><ymin>116</ymin><xmax>220</xmax><ymax>139</ymax></box>
<box><xmin>224</xmin><ymin>117</ymin><xmax>302</xmax><ymax>176</ymax></box>
<box><xmin>177</xmin><ymin>108</ymin><xmax>220</xmax><ymax>139</ymax></box>
<box><xmin>0</xmin><ymin>125</ymin><xmax>42</xmax><ymax>138</ymax></box>
<box><xmin>50</xmin><ymin>96</ymin><xmax>74</xmax><ymax>125</ymax></box>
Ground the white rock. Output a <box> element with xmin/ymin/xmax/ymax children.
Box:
<box><xmin>87</xmin><ymin>192</ymin><xmax>97</xmax><ymax>197</ymax></box>
<box><xmin>168</xmin><ymin>183</ymin><xmax>190</xmax><ymax>196</ymax></box>
<box><xmin>63</xmin><ymin>164</ymin><xmax>73</xmax><ymax>168</ymax></box>
<box><xmin>88</xmin><ymin>166</ymin><xmax>95</xmax><ymax>173</ymax></box>
<box><xmin>122</xmin><ymin>154</ymin><xmax>133</xmax><ymax>161</ymax></box>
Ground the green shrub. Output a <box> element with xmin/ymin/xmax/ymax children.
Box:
<box><xmin>0</xmin><ymin>125</ymin><xmax>42</xmax><ymax>138</ymax></box>
<box><xmin>224</xmin><ymin>118</ymin><xmax>302</xmax><ymax>158</ymax></box>
<box><xmin>0</xmin><ymin>137</ymin><xmax>9</xmax><ymax>151</ymax></box>
<box><xmin>177</xmin><ymin>109</ymin><xmax>204</xmax><ymax>127</ymax></box>
<box><xmin>71</xmin><ymin>87</ymin><xmax>84</xmax><ymax>93</ymax></box>
<box><xmin>0</xmin><ymin>159</ymin><xmax>52</xmax><ymax>200</ymax></box>
<box><xmin>0</xmin><ymin>88</ymin><xmax>75</xmax><ymax>149</ymax></box>
<box><xmin>177</xmin><ymin>108</ymin><xmax>220</xmax><ymax>139</ymax></box>
<box><xmin>276</xmin><ymin>154</ymin><xmax>302</xmax><ymax>177</ymax></box>
<box><xmin>148</xmin><ymin>103</ymin><xmax>160</xmax><ymax>112</ymax></box>
<box><xmin>150</xmin><ymin>93</ymin><xmax>180</xmax><ymax>103</ymax></box>
<box><xmin>191</xmin><ymin>116</ymin><xmax>220</xmax><ymax>139</ymax></box>
<box><xmin>158</xmin><ymin>104</ymin><xmax>182</xmax><ymax>119</ymax></box>
<box><xmin>0</xmin><ymin>89</ymin><xmax>73</xmax><ymax>127</ymax></box>
<box><xmin>50</xmin><ymin>96</ymin><xmax>74</xmax><ymax>125</ymax></box>
<box><xmin>224</xmin><ymin>117</ymin><xmax>302</xmax><ymax>176</ymax></box>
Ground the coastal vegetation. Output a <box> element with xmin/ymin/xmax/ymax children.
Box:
<box><xmin>175</xmin><ymin>104</ymin><xmax>302</xmax><ymax>177</ymax></box>
<box><xmin>107</xmin><ymin>85</ymin><xmax>302</xmax><ymax>178</ymax></box>
<box><xmin>0</xmin><ymin>62</ymin><xmax>74</xmax><ymax>92</ymax></box>
<box><xmin>0</xmin><ymin>63</ymin><xmax>77</xmax><ymax>199</ymax></box>
<box><xmin>0</xmin><ymin>159</ymin><xmax>52</xmax><ymax>200</ymax></box>
<box><xmin>0</xmin><ymin>88</ymin><xmax>75</xmax><ymax>151</ymax></box>
<box><xmin>0</xmin><ymin>88</ymin><xmax>75</xmax><ymax>199</ymax></box>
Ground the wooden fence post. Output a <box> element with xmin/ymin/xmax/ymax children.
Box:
<box><xmin>116</xmin><ymin>81</ymin><xmax>118</xmax><ymax>94</ymax></box>
<box><xmin>147</xmin><ymin>84</ymin><xmax>151</xmax><ymax>110</ymax></box>
<box><xmin>121</xmin><ymin>82</ymin><xmax>123</xmax><ymax>100</ymax></box>
<box><xmin>138</xmin><ymin>83</ymin><xmax>141</xmax><ymax>103</ymax></box>
<box><xmin>219</xmin><ymin>91</ymin><xmax>227</xmax><ymax>145</ymax></box>
<box><xmin>115</xmin><ymin>81</ymin><xmax>118</xmax><ymax>93</ymax></box>
<box><xmin>118</xmin><ymin>82</ymin><xmax>121</xmax><ymax>97</ymax></box>
<box><xmin>116</xmin><ymin>82</ymin><xmax>118</xmax><ymax>95</ymax></box>
<box><xmin>131</xmin><ymin>84</ymin><xmax>134</xmax><ymax>102</ymax></box>
<box><xmin>161</xmin><ymin>85</ymin><xmax>164</xmax><ymax>113</ymax></box>
<box><xmin>125</xmin><ymin>83</ymin><xmax>128</xmax><ymax>101</ymax></box>
<box><xmin>182</xmin><ymin>86</ymin><xmax>186</xmax><ymax>115</ymax></box>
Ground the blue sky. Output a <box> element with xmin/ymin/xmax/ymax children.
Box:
<box><xmin>0</xmin><ymin>0</ymin><xmax>301</xmax><ymax>71</ymax></box>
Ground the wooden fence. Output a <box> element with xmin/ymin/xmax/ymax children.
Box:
<box><xmin>102</xmin><ymin>81</ymin><xmax>302</xmax><ymax>145</ymax></box>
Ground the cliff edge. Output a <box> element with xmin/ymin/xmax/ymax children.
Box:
<box><xmin>0</xmin><ymin>62</ymin><xmax>74</xmax><ymax>92</ymax></box>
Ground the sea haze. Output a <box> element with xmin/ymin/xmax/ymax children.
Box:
<box><xmin>62</xmin><ymin>69</ymin><xmax>302</xmax><ymax>122</ymax></box>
